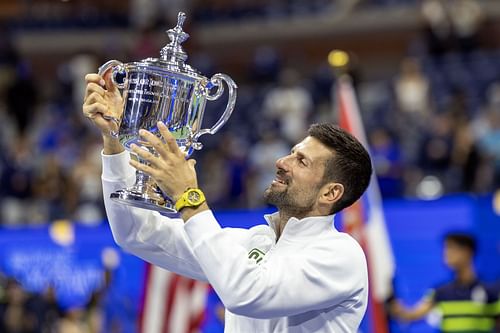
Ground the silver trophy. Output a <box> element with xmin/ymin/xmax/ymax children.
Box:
<box><xmin>98</xmin><ymin>12</ymin><xmax>237</xmax><ymax>216</ymax></box>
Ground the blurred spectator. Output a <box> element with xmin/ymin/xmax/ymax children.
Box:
<box><xmin>421</xmin><ymin>0</ymin><xmax>484</xmax><ymax>56</ymax></box>
<box><xmin>57</xmin><ymin>307</ymin><xmax>90</xmax><ymax>333</ymax></box>
<box><xmin>469</xmin><ymin>83</ymin><xmax>500</xmax><ymax>191</ymax></box>
<box><xmin>452</xmin><ymin>119</ymin><xmax>478</xmax><ymax>192</ymax></box>
<box><xmin>418</xmin><ymin>112</ymin><xmax>454</xmax><ymax>191</ymax></box>
<box><xmin>71</xmin><ymin>139</ymin><xmax>105</xmax><ymax>225</ymax></box>
<box><xmin>6</xmin><ymin>61</ymin><xmax>37</xmax><ymax>136</ymax></box>
<box><xmin>388</xmin><ymin>232</ymin><xmax>497</xmax><ymax>332</ymax></box>
<box><xmin>197</xmin><ymin>150</ymin><xmax>231</xmax><ymax>208</ymax></box>
<box><xmin>368</xmin><ymin>127</ymin><xmax>403</xmax><ymax>197</ymax></box>
<box><xmin>448</xmin><ymin>0</ymin><xmax>483</xmax><ymax>53</ymax></box>
<box><xmin>421</xmin><ymin>0</ymin><xmax>453</xmax><ymax>56</ymax></box>
<box><xmin>68</xmin><ymin>53</ymin><xmax>98</xmax><ymax>114</ymax></box>
<box><xmin>476</xmin><ymin>108</ymin><xmax>500</xmax><ymax>191</ymax></box>
<box><xmin>247</xmin><ymin>125</ymin><xmax>290</xmax><ymax>207</ymax></box>
<box><xmin>31</xmin><ymin>153</ymin><xmax>77</xmax><ymax>222</ymax></box>
<box><xmin>394</xmin><ymin>57</ymin><xmax>430</xmax><ymax>115</ymax></box>
<box><xmin>263</xmin><ymin>68</ymin><xmax>313</xmax><ymax>144</ymax></box>
<box><xmin>30</xmin><ymin>285</ymin><xmax>63</xmax><ymax>333</ymax></box>
<box><xmin>392</xmin><ymin>57</ymin><xmax>431</xmax><ymax>170</ymax></box>
<box><xmin>250</xmin><ymin>46</ymin><xmax>281</xmax><ymax>83</ymax></box>
<box><xmin>198</xmin><ymin>132</ymin><xmax>249</xmax><ymax>209</ymax></box>
<box><xmin>0</xmin><ymin>134</ymin><xmax>36</xmax><ymax>225</ymax></box>
<box><xmin>0</xmin><ymin>278</ymin><xmax>37</xmax><ymax>333</ymax></box>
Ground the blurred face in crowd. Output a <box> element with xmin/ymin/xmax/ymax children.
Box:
<box><xmin>6</xmin><ymin>282</ymin><xmax>26</xmax><ymax>305</ymax></box>
<box><xmin>264</xmin><ymin>136</ymin><xmax>337</xmax><ymax>215</ymax></box>
<box><xmin>443</xmin><ymin>240</ymin><xmax>473</xmax><ymax>270</ymax></box>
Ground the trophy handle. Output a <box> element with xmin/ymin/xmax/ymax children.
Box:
<box><xmin>192</xmin><ymin>73</ymin><xmax>237</xmax><ymax>148</ymax></box>
<box><xmin>98</xmin><ymin>60</ymin><xmax>128</xmax><ymax>89</ymax></box>
<box><xmin>97</xmin><ymin>60</ymin><xmax>128</xmax><ymax>138</ymax></box>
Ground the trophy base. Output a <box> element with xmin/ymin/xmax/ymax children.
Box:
<box><xmin>110</xmin><ymin>189</ymin><xmax>179</xmax><ymax>217</ymax></box>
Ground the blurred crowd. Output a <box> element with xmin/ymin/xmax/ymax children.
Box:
<box><xmin>0</xmin><ymin>0</ymin><xmax>499</xmax><ymax>225</ymax></box>
<box><xmin>0</xmin><ymin>269</ymin><xmax>132</xmax><ymax>333</ymax></box>
<box><xmin>4</xmin><ymin>0</ymin><xmax>418</xmax><ymax>30</ymax></box>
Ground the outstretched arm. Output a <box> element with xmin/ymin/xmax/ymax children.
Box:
<box><xmin>388</xmin><ymin>295</ymin><xmax>434</xmax><ymax>321</ymax></box>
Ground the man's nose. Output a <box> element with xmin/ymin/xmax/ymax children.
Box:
<box><xmin>275</xmin><ymin>155</ymin><xmax>289</xmax><ymax>170</ymax></box>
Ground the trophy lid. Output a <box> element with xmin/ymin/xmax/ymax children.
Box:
<box><xmin>161</xmin><ymin>12</ymin><xmax>189</xmax><ymax>64</ymax></box>
<box><xmin>129</xmin><ymin>12</ymin><xmax>204</xmax><ymax>80</ymax></box>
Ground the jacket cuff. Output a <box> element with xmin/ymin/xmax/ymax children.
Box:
<box><xmin>101</xmin><ymin>150</ymin><xmax>135</xmax><ymax>181</ymax></box>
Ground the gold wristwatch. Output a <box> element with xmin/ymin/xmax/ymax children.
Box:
<box><xmin>175</xmin><ymin>188</ymin><xmax>206</xmax><ymax>212</ymax></box>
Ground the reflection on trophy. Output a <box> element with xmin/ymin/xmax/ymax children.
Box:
<box><xmin>98</xmin><ymin>12</ymin><xmax>237</xmax><ymax>216</ymax></box>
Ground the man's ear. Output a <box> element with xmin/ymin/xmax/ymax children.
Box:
<box><xmin>320</xmin><ymin>182</ymin><xmax>344</xmax><ymax>206</ymax></box>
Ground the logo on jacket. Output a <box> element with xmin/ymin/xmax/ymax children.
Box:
<box><xmin>248</xmin><ymin>248</ymin><xmax>265</xmax><ymax>264</ymax></box>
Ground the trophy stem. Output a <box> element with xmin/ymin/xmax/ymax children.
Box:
<box><xmin>110</xmin><ymin>163</ymin><xmax>178</xmax><ymax>217</ymax></box>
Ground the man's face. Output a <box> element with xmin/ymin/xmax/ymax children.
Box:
<box><xmin>264</xmin><ymin>136</ymin><xmax>333</xmax><ymax>214</ymax></box>
<box><xmin>443</xmin><ymin>240</ymin><xmax>472</xmax><ymax>270</ymax></box>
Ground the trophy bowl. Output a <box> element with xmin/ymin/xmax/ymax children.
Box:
<box><xmin>99</xmin><ymin>12</ymin><xmax>237</xmax><ymax>216</ymax></box>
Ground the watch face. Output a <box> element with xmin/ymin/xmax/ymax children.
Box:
<box><xmin>187</xmin><ymin>190</ymin><xmax>201</xmax><ymax>203</ymax></box>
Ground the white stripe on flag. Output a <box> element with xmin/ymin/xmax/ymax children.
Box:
<box><xmin>142</xmin><ymin>265</ymin><xmax>172</xmax><ymax>333</ymax></box>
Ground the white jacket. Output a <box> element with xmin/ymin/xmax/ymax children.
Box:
<box><xmin>102</xmin><ymin>151</ymin><xmax>368</xmax><ymax>333</ymax></box>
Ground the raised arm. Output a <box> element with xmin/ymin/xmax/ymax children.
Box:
<box><xmin>84</xmin><ymin>72</ymin><xmax>208</xmax><ymax>280</ymax></box>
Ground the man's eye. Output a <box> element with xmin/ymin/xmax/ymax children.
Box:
<box><xmin>299</xmin><ymin>158</ymin><xmax>307</xmax><ymax>166</ymax></box>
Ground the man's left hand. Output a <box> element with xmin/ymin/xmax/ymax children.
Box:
<box><xmin>129</xmin><ymin>122</ymin><xmax>198</xmax><ymax>203</ymax></box>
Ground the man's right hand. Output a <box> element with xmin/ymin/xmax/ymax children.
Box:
<box><xmin>83</xmin><ymin>72</ymin><xmax>125</xmax><ymax>155</ymax></box>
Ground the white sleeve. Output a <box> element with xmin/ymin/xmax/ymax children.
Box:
<box><xmin>101</xmin><ymin>151</ymin><xmax>207</xmax><ymax>281</ymax></box>
<box><xmin>184</xmin><ymin>210</ymin><xmax>368</xmax><ymax>319</ymax></box>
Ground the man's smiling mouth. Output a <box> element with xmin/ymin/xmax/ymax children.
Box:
<box><xmin>272</xmin><ymin>173</ymin><xmax>289</xmax><ymax>185</ymax></box>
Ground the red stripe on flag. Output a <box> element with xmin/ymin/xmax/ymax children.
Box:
<box><xmin>138</xmin><ymin>262</ymin><xmax>153</xmax><ymax>333</ymax></box>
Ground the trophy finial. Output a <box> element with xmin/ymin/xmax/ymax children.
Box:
<box><xmin>177</xmin><ymin>12</ymin><xmax>186</xmax><ymax>28</ymax></box>
<box><xmin>161</xmin><ymin>12</ymin><xmax>190</xmax><ymax>62</ymax></box>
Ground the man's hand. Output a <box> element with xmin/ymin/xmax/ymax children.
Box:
<box><xmin>129</xmin><ymin>122</ymin><xmax>199</xmax><ymax>204</ymax></box>
<box><xmin>83</xmin><ymin>72</ymin><xmax>124</xmax><ymax>155</ymax></box>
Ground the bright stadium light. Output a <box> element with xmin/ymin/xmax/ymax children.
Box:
<box><xmin>49</xmin><ymin>219</ymin><xmax>75</xmax><ymax>247</ymax></box>
<box><xmin>328</xmin><ymin>50</ymin><xmax>350</xmax><ymax>68</ymax></box>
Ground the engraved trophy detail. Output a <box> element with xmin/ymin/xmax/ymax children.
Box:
<box><xmin>98</xmin><ymin>12</ymin><xmax>237</xmax><ymax>216</ymax></box>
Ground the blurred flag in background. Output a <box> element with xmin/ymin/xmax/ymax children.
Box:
<box><xmin>139</xmin><ymin>264</ymin><xmax>208</xmax><ymax>333</ymax></box>
<box><xmin>335</xmin><ymin>75</ymin><xmax>395</xmax><ymax>333</ymax></box>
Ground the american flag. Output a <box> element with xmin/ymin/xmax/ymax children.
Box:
<box><xmin>335</xmin><ymin>75</ymin><xmax>395</xmax><ymax>333</ymax></box>
<box><xmin>138</xmin><ymin>264</ymin><xmax>208</xmax><ymax>333</ymax></box>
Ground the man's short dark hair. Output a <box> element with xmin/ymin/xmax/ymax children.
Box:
<box><xmin>444</xmin><ymin>232</ymin><xmax>477</xmax><ymax>256</ymax></box>
<box><xmin>308</xmin><ymin>123</ymin><xmax>372</xmax><ymax>214</ymax></box>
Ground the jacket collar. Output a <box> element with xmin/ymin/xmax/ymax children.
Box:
<box><xmin>263</xmin><ymin>211</ymin><xmax>337</xmax><ymax>239</ymax></box>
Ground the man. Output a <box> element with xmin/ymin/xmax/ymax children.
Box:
<box><xmin>83</xmin><ymin>73</ymin><xmax>372</xmax><ymax>332</ymax></box>
<box><xmin>389</xmin><ymin>233</ymin><xmax>496</xmax><ymax>333</ymax></box>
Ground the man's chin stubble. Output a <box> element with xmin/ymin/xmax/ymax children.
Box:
<box><xmin>263</xmin><ymin>187</ymin><xmax>288</xmax><ymax>207</ymax></box>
